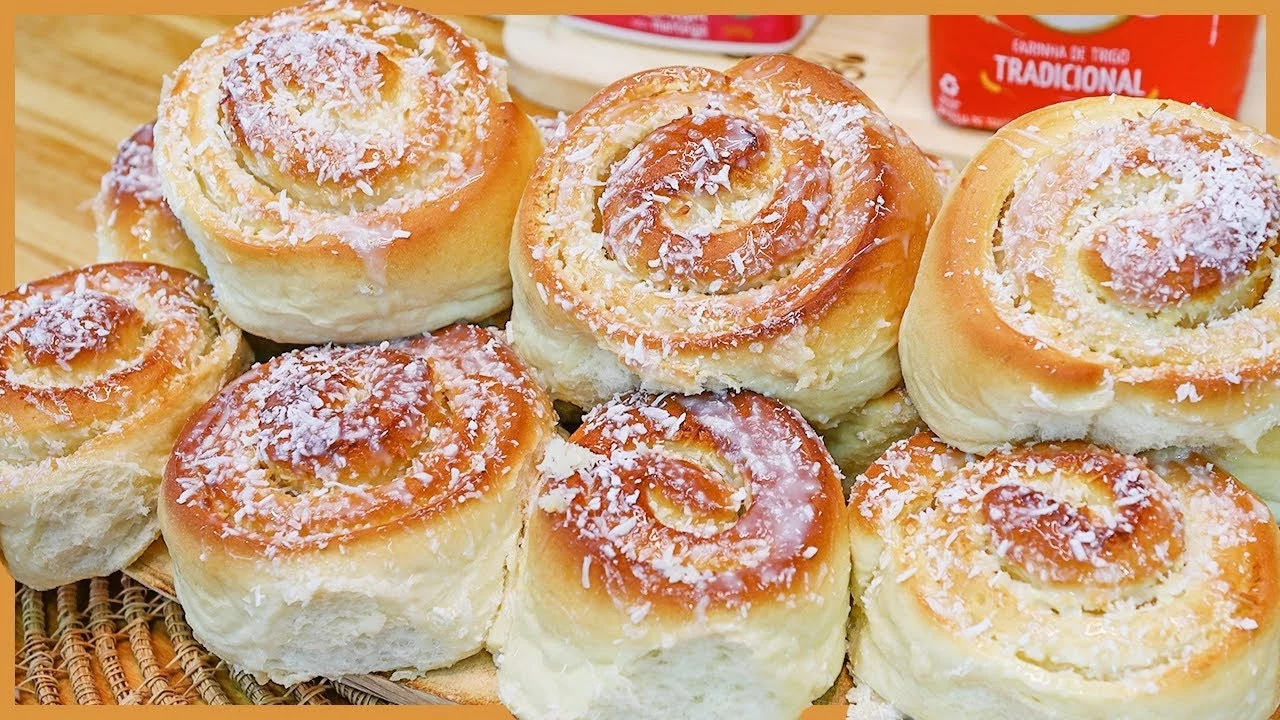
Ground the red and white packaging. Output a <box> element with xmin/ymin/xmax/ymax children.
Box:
<box><xmin>929</xmin><ymin>15</ymin><xmax>1259</xmax><ymax>130</ymax></box>
<box><xmin>563</xmin><ymin>15</ymin><xmax>817</xmax><ymax>54</ymax></box>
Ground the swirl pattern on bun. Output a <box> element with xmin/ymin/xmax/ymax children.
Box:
<box><xmin>160</xmin><ymin>324</ymin><xmax>554</xmax><ymax>684</ymax></box>
<box><xmin>901</xmin><ymin>97</ymin><xmax>1280</xmax><ymax>465</ymax></box>
<box><xmin>849</xmin><ymin>433</ymin><xmax>1280</xmax><ymax>720</ymax></box>
<box><xmin>510</xmin><ymin>54</ymin><xmax>942</xmax><ymax>427</ymax></box>
<box><xmin>491</xmin><ymin>390</ymin><xmax>850</xmax><ymax>720</ymax></box>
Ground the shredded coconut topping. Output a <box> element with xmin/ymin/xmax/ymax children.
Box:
<box><xmin>961</xmin><ymin>107</ymin><xmax>1280</xmax><ymax>426</ymax></box>
<box><xmin>165</xmin><ymin>324</ymin><xmax>548</xmax><ymax>554</ymax></box>
<box><xmin>985</xmin><ymin>110</ymin><xmax>1280</xmax><ymax>386</ymax></box>
<box><xmin>0</xmin><ymin>263</ymin><xmax>230</xmax><ymax>466</ymax></box>
<box><xmin>1001</xmin><ymin>115</ymin><xmax>1280</xmax><ymax>312</ymax></box>
<box><xmin>533</xmin><ymin>391</ymin><xmax>842</xmax><ymax>612</ymax></box>
<box><xmin>102</xmin><ymin>123</ymin><xmax>167</xmax><ymax>205</ymax></box>
<box><xmin>159</xmin><ymin>0</ymin><xmax>510</xmax><ymax>281</ymax></box>
<box><xmin>18</xmin><ymin>291</ymin><xmax>129</xmax><ymax>369</ymax></box>
<box><xmin>519</xmin><ymin>55</ymin><xmax>937</xmax><ymax>386</ymax></box>
<box><xmin>850</xmin><ymin>434</ymin><xmax>1278</xmax><ymax>687</ymax></box>
<box><xmin>533</xmin><ymin>112</ymin><xmax>568</xmax><ymax>148</ymax></box>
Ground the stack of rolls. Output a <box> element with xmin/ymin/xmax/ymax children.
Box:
<box><xmin>5</xmin><ymin>2</ymin><xmax>1280</xmax><ymax>717</ymax></box>
<box><xmin>7</xmin><ymin>0</ymin><xmax>559</xmax><ymax>687</ymax></box>
<box><xmin>485</xmin><ymin>48</ymin><xmax>943</xmax><ymax>719</ymax></box>
<box><xmin>871</xmin><ymin>96</ymin><xmax>1280</xmax><ymax>720</ymax></box>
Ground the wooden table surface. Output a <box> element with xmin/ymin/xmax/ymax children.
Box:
<box><xmin>13</xmin><ymin>15</ymin><xmax>1268</xmax><ymax>288</ymax></box>
<box><xmin>17</xmin><ymin>16</ymin><xmax>228</xmax><ymax>285</ymax></box>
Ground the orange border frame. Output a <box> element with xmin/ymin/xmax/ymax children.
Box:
<box><xmin>2</xmin><ymin>3</ymin><xmax>1275</xmax><ymax>717</ymax></box>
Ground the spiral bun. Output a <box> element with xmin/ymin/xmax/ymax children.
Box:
<box><xmin>849</xmin><ymin>434</ymin><xmax>1280</xmax><ymax>720</ymax></box>
<box><xmin>159</xmin><ymin>324</ymin><xmax>553</xmax><ymax>684</ymax></box>
<box><xmin>154</xmin><ymin>0</ymin><xmax>541</xmax><ymax>343</ymax></box>
<box><xmin>93</xmin><ymin>122</ymin><xmax>206</xmax><ymax>276</ymax></box>
<box><xmin>0</xmin><ymin>262</ymin><xmax>250</xmax><ymax>589</ymax></box>
<box><xmin>901</xmin><ymin>97</ymin><xmax>1280</xmax><ymax>460</ymax></box>
<box><xmin>510</xmin><ymin>54</ymin><xmax>941</xmax><ymax>427</ymax></box>
<box><xmin>491</xmin><ymin>390</ymin><xmax>850</xmax><ymax>720</ymax></box>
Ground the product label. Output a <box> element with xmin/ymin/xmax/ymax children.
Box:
<box><xmin>930</xmin><ymin>15</ymin><xmax>1258</xmax><ymax>130</ymax></box>
<box><xmin>572</xmin><ymin>15</ymin><xmax>807</xmax><ymax>44</ymax></box>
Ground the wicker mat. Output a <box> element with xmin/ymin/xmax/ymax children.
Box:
<box><xmin>13</xmin><ymin>574</ymin><xmax>386</xmax><ymax>706</ymax></box>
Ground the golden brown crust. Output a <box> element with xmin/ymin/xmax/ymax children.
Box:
<box><xmin>901</xmin><ymin>97</ymin><xmax>1280</xmax><ymax>454</ymax></box>
<box><xmin>528</xmin><ymin>390</ymin><xmax>847</xmax><ymax>614</ymax></box>
<box><xmin>158</xmin><ymin>0</ymin><xmax>528</xmax><ymax>259</ymax></box>
<box><xmin>511</xmin><ymin>54</ymin><xmax>941</xmax><ymax>423</ymax></box>
<box><xmin>0</xmin><ymin>262</ymin><xmax>247</xmax><ymax>455</ymax></box>
<box><xmin>92</xmin><ymin>123</ymin><xmax>205</xmax><ymax>277</ymax></box>
<box><xmin>161</xmin><ymin>324</ymin><xmax>553</xmax><ymax>556</ymax></box>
